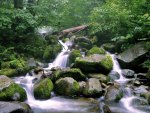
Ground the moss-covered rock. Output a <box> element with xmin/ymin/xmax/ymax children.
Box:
<box><xmin>88</xmin><ymin>73</ymin><xmax>110</xmax><ymax>83</ymax></box>
<box><xmin>50</xmin><ymin>68</ymin><xmax>86</xmax><ymax>82</ymax></box>
<box><xmin>102</xmin><ymin>43</ymin><xmax>116</xmax><ymax>53</ymax></box>
<box><xmin>0</xmin><ymin>75</ymin><xmax>27</xmax><ymax>101</ymax></box>
<box><xmin>74</xmin><ymin>54</ymin><xmax>113</xmax><ymax>74</ymax></box>
<box><xmin>83</xmin><ymin>78</ymin><xmax>103</xmax><ymax>97</ymax></box>
<box><xmin>55</xmin><ymin>77</ymin><xmax>80</xmax><ymax>96</ymax></box>
<box><xmin>69</xmin><ymin>50</ymin><xmax>82</xmax><ymax>64</ymax></box>
<box><xmin>87</xmin><ymin>46</ymin><xmax>106</xmax><ymax>56</ymax></box>
<box><xmin>0</xmin><ymin>69</ymin><xmax>18</xmax><ymax>77</ymax></box>
<box><xmin>34</xmin><ymin>78</ymin><xmax>54</xmax><ymax>99</ymax></box>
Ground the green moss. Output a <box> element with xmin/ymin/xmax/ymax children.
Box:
<box><xmin>34</xmin><ymin>78</ymin><xmax>54</xmax><ymax>99</ymax></box>
<box><xmin>0</xmin><ymin>83</ymin><xmax>27</xmax><ymax>101</ymax></box>
<box><xmin>0</xmin><ymin>69</ymin><xmax>18</xmax><ymax>77</ymax></box>
<box><xmin>69</xmin><ymin>50</ymin><xmax>82</xmax><ymax>64</ymax></box>
<box><xmin>73</xmin><ymin>81</ymin><xmax>80</xmax><ymax>93</ymax></box>
<box><xmin>100</xmin><ymin>55</ymin><xmax>113</xmax><ymax>71</ymax></box>
<box><xmin>87</xmin><ymin>46</ymin><xmax>106</xmax><ymax>56</ymax></box>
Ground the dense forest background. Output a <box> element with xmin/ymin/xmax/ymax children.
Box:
<box><xmin>0</xmin><ymin>0</ymin><xmax>150</xmax><ymax>75</ymax></box>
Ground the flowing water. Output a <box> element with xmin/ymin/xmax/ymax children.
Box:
<box><xmin>109</xmin><ymin>54</ymin><xmax>150</xmax><ymax>113</ymax></box>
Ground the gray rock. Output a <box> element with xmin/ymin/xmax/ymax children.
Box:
<box><xmin>83</xmin><ymin>78</ymin><xmax>103</xmax><ymax>97</ymax></box>
<box><xmin>117</xmin><ymin>42</ymin><xmax>149</xmax><ymax>69</ymax></box>
<box><xmin>122</xmin><ymin>69</ymin><xmax>135</xmax><ymax>78</ymax></box>
<box><xmin>108</xmin><ymin>71</ymin><xmax>120</xmax><ymax>81</ymax></box>
<box><xmin>0</xmin><ymin>101</ymin><xmax>33</xmax><ymax>113</ymax></box>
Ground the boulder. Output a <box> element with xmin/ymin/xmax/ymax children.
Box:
<box><xmin>50</xmin><ymin>68</ymin><xmax>86</xmax><ymax>82</ymax></box>
<box><xmin>79</xmin><ymin>81</ymin><xmax>86</xmax><ymax>94</ymax></box>
<box><xmin>108</xmin><ymin>71</ymin><xmax>120</xmax><ymax>81</ymax></box>
<box><xmin>55</xmin><ymin>77</ymin><xmax>80</xmax><ymax>96</ymax></box>
<box><xmin>105</xmin><ymin>83</ymin><xmax>123</xmax><ymax>102</ymax></box>
<box><xmin>88</xmin><ymin>73</ymin><xmax>110</xmax><ymax>83</ymax></box>
<box><xmin>0</xmin><ymin>101</ymin><xmax>33</xmax><ymax>113</ymax></box>
<box><xmin>83</xmin><ymin>78</ymin><xmax>103</xmax><ymax>97</ymax></box>
<box><xmin>142</xmin><ymin>92</ymin><xmax>150</xmax><ymax>104</ymax></box>
<box><xmin>69</xmin><ymin>49</ymin><xmax>82</xmax><ymax>64</ymax></box>
<box><xmin>117</xmin><ymin>42</ymin><xmax>149</xmax><ymax>70</ymax></box>
<box><xmin>0</xmin><ymin>69</ymin><xmax>18</xmax><ymax>77</ymax></box>
<box><xmin>87</xmin><ymin>46</ymin><xmax>106</xmax><ymax>56</ymax></box>
<box><xmin>74</xmin><ymin>54</ymin><xmax>113</xmax><ymax>74</ymax></box>
<box><xmin>102</xmin><ymin>43</ymin><xmax>116</xmax><ymax>53</ymax></box>
<box><xmin>34</xmin><ymin>78</ymin><xmax>54</xmax><ymax>99</ymax></box>
<box><xmin>122</xmin><ymin>69</ymin><xmax>135</xmax><ymax>78</ymax></box>
<box><xmin>0</xmin><ymin>75</ymin><xmax>27</xmax><ymax>101</ymax></box>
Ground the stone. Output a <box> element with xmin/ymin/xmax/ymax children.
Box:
<box><xmin>142</xmin><ymin>92</ymin><xmax>150</xmax><ymax>104</ymax></box>
<box><xmin>117</xmin><ymin>42</ymin><xmax>149</xmax><ymax>70</ymax></box>
<box><xmin>69</xmin><ymin>49</ymin><xmax>82</xmax><ymax>64</ymax></box>
<box><xmin>87</xmin><ymin>46</ymin><xmax>106</xmax><ymax>56</ymax></box>
<box><xmin>34</xmin><ymin>78</ymin><xmax>54</xmax><ymax>99</ymax></box>
<box><xmin>105</xmin><ymin>83</ymin><xmax>123</xmax><ymax>102</ymax></box>
<box><xmin>55</xmin><ymin>77</ymin><xmax>80</xmax><ymax>96</ymax></box>
<box><xmin>83</xmin><ymin>78</ymin><xmax>103</xmax><ymax>97</ymax></box>
<box><xmin>102</xmin><ymin>43</ymin><xmax>116</xmax><ymax>53</ymax></box>
<box><xmin>0</xmin><ymin>75</ymin><xmax>27</xmax><ymax>101</ymax></box>
<box><xmin>0</xmin><ymin>101</ymin><xmax>33</xmax><ymax>113</ymax></box>
<box><xmin>108</xmin><ymin>71</ymin><xmax>120</xmax><ymax>81</ymax></box>
<box><xmin>122</xmin><ymin>69</ymin><xmax>135</xmax><ymax>78</ymax></box>
<box><xmin>88</xmin><ymin>73</ymin><xmax>110</xmax><ymax>83</ymax></box>
<box><xmin>74</xmin><ymin>54</ymin><xmax>113</xmax><ymax>74</ymax></box>
<box><xmin>50</xmin><ymin>68</ymin><xmax>86</xmax><ymax>82</ymax></box>
<box><xmin>79</xmin><ymin>81</ymin><xmax>86</xmax><ymax>94</ymax></box>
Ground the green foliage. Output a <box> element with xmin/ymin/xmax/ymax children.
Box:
<box><xmin>0</xmin><ymin>69</ymin><xmax>18</xmax><ymax>77</ymax></box>
<box><xmin>87</xmin><ymin>46</ymin><xmax>106</xmax><ymax>55</ymax></box>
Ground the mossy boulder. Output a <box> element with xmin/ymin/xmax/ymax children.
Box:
<box><xmin>88</xmin><ymin>73</ymin><xmax>110</xmax><ymax>83</ymax></box>
<box><xmin>0</xmin><ymin>101</ymin><xmax>33</xmax><ymax>113</ymax></box>
<box><xmin>69</xmin><ymin>50</ymin><xmax>82</xmax><ymax>64</ymax></box>
<box><xmin>0</xmin><ymin>75</ymin><xmax>27</xmax><ymax>101</ymax></box>
<box><xmin>0</xmin><ymin>69</ymin><xmax>18</xmax><ymax>77</ymax></box>
<box><xmin>34</xmin><ymin>78</ymin><xmax>54</xmax><ymax>99</ymax></box>
<box><xmin>102</xmin><ymin>43</ymin><xmax>115</xmax><ymax>53</ymax></box>
<box><xmin>74</xmin><ymin>54</ymin><xmax>113</xmax><ymax>74</ymax></box>
<box><xmin>83</xmin><ymin>78</ymin><xmax>103</xmax><ymax>97</ymax></box>
<box><xmin>50</xmin><ymin>68</ymin><xmax>86</xmax><ymax>82</ymax></box>
<box><xmin>55</xmin><ymin>77</ymin><xmax>80</xmax><ymax>96</ymax></box>
<box><xmin>87</xmin><ymin>46</ymin><xmax>106</xmax><ymax>56</ymax></box>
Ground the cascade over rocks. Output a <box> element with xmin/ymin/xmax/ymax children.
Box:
<box><xmin>73</xmin><ymin>54</ymin><xmax>113</xmax><ymax>74</ymax></box>
<box><xmin>34</xmin><ymin>78</ymin><xmax>54</xmax><ymax>99</ymax></box>
<box><xmin>0</xmin><ymin>101</ymin><xmax>33</xmax><ymax>113</ymax></box>
<box><xmin>0</xmin><ymin>75</ymin><xmax>27</xmax><ymax>101</ymax></box>
<box><xmin>83</xmin><ymin>78</ymin><xmax>103</xmax><ymax>97</ymax></box>
<box><xmin>55</xmin><ymin>77</ymin><xmax>80</xmax><ymax>96</ymax></box>
<box><xmin>117</xmin><ymin>42</ymin><xmax>149</xmax><ymax>71</ymax></box>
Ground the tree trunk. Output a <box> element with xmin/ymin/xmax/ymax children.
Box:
<box><xmin>14</xmin><ymin>0</ymin><xmax>23</xmax><ymax>9</ymax></box>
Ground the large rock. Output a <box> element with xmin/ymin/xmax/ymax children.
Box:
<box><xmin>117</xmin><ymin>42</ymin><xmax>149</xmax><ymax>70</ymax></box>
<box><xmin>83</xmin><ymin>78</ymin><xmax>103</xmax><ymax>97</ymax></box>
<box><xmin>74</xmin><ymin>54</ymin><xmax>113</xmax><ymax>74</ymax></box>
<box><xmin>50</xmin><ymin>68</ymin><xmax>86</xmax><ymax>82</ymax></box>
<box><xmin>105</xmin><ymin>83</ymin><xmax>123</xmax><ymax>102</ymax></box>
<box><xmin>122</xmin><ymin>69</ymin><xmax>135</xmax><ymax>78</ymax></box>
<box><xmin>87</xmin><ymin>46</ymin><xmax>106</xmax><ymax>56</ymax></box>
<box><xmin>0</xmin><ymin>75</ymin><xmax>27</xmax><ymax>101</ymax></box>
<box><xmin>0</xmin><ymin>101</ymin><xmax>33</xmax><ymax>113</ymax></box>
<box><xmin>69</xmin><ymin>49</ymin><xmax>82</xmax><ymax>64</ymax></box>
<box><xmin>88</xmin><ymin>73</ymin><xmax>110</xmax><ymax>83</ymax></box>
<box><xmin>34</xmin><ymin>78</ymin><xmax>54</xmax><ymax>99</ymax></box>
<box><xmin>55</xmin><ymin>77</ymin><xmax>80</xmax><ymax>96</ymax></box>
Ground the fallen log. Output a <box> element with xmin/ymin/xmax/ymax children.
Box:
<box><xmin>58</xmin><ymin>25</ymin><xmax>88</xmax><ymax>38</ymax></box>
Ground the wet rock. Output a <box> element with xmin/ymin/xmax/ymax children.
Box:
<box><xmin>133</xmin><ymin>80</ymin><xmax>141</xmax><ymax>86</ymax></box>
<box><xmin>0</xmin><ymin>75</ymin><xmax>27</xmax><ymax>101</ymax></box>
<box><xmin>50</xmin><ymin>68</ymin><xmax>86</xmax><ymax>82</ymax></box>
<box><xmin>87</xmin><ymin>46</ymin><xmax>106</xmax><ymax>56</ymax></box>
<box><xmin>142</xmin><ymin>92</ymin><xmax>150</xmax><ymax>104</ymax></box>
<box><xmin>122</xmin><ymin>69</ymin><xmax>135</xmax><ymax>78</ymax></box>
<box><xmin>0</xmin><ymin>101</ymin><xmax>33</xmax><ymax>113</ymax></box>
<box><xmin>79</xmin><ymin>81</ymin><xmax>86</xmax><ymax>94</ymax></box>
<box><xmin>83</xmin><ymin>78</ymin><xmax>103</xmax><ymax>97</ymax></box>
<box><xmin>117</xmin><ymin>42</ymin><xmax>149</xmax><ymax>70</ymax></box>
<box><xmin>55</xmin><ymin>77</ymin><xmax>80</xmax><ymax>96</ymax></box>
<box><xmin>102</xmin><ymin>43</ymin><xmax>116</xmax><ymax>53</ymax></box>
<box><xmin>105</xmin><ymin>83</ymin><xmax>123</xmax><ymax>102</ymax></box>
<box><xmin>103</xmin><ymin>105</ymin><xmax>112</xmax><ymax>113</ymax></box>
<box><xmin>74</xmin><ymin>54</ymin><xmax>113</xmax><ymax>74</ymax></box>
<box><xmin>88</xmin><ymin>73</ymin><xmax>110</xmax><ymax>83</ymax></box>
<box><xmin>34</xmin><ymin>78</ymin><xmax>54</xmax><ymax>99</ymax></box>
<box><xmin>108</xmin><ymin>71</ymin><xmax>120</xmax><ymax>81</ymax></box>
<box><xmin>134</xmin><ymin>85</ymin><xmax>148</xmax><ymax>96</ymax></box>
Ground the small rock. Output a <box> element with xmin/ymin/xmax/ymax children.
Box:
<box><xmin>122</xmin><ymin>69</ymin><xmax>135</xmax><ymax>78</ymax></box>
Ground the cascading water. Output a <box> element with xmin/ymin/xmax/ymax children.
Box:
<box><xmin>109</xmin><ymin>54</ymin><xmax>149</xmax><ymax>113</ymax></box>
